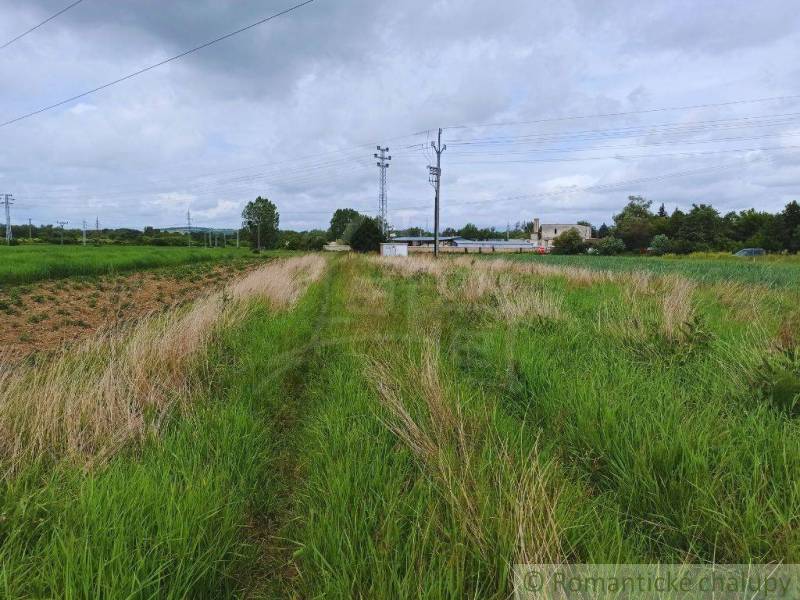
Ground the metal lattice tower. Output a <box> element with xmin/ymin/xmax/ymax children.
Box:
<box><xmin>374</xmin><ymin>146</ymin><xmax>392</xmax><ymax>234</ymax></box>
<box><xmin>3</xmin><ymin>194</ymin><xmax>13</xmax><ymax>244</ymax></box>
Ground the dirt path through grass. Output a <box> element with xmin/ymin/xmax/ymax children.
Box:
<box><xmin>264</xmin><ymin>256</ymin><xmax>575</xmax><ymax>598</ymax></box>
<box><xmin>240</xmin><ymin>265</ymin><xmax>335</xmax><ymax>598</ymax></box>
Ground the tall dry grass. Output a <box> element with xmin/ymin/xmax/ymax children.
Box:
<box><xmin>449</xmin><ymin>255</ymin><xmax>615</xmax><ymax>287</ymax></box>
<box><xmin>230</xmin><ymin>254</ymin><xmax>326</xmax><ymax>308</ymax></box>
<box><xmin>661</xmin><ymin>275</ymin><xmax>696</xmax><ymax>341</ymax></box>
<box><xmin>371</xmin><ymin>255</ymin><xmax>447</xmax><ymax>278</ymax></box>
<box><xmin>0</xmin><ymin>255</ymin><xmax>326</xmax><ymax>471</ymax></box>
<box><xmin>492</xmin><ymin>275</ymin><xmax>563</xmax><ymax>323</ymax></box>
<box><xmin>373</xmin><ymin>255</ymin><xmax>723</xmax><ymax>347</ymax></box>
<box><xmin>367</xmin><ymin>343</ymin><xmax>563</xmax><ymax>575</ymax></box>
<box><xmin>373</xmin><ymin>253</ymin><xmax>635</xmax><ymax>290</ymax></box>
<box><xmin>373</xmin><ymin>255</ymin><xmax>566</xmax><ymax>324</ymax></box>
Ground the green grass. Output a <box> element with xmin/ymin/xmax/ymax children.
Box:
<box><xmin>441</xmin><ymin>274</ymin><xmax>800</xmax><ymax>562</ymax></box>
<box><xmin>0</xmin><ymin>278</ymin><xmax>325</xmax><ymax>598</ymax></box>
<box><xmin>0</xmin><ymin>245</ymin><xmax>273</xmax><ymax>285</ymax></box>
<box><xmin>490</xmin><ymin>253</ymin><xmax>800</xmax><ymax>287</ymax></box>
<box><xmin>1</xmin><ymin>254</ymin><xmax>799</xmax><ymax>597</ymax></box>
<box><xmin>284</xmin><ymin>260</ymin><xmax>622</xmax><ymax>597</ymax></box>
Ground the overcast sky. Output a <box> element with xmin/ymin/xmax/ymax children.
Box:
<box><xmin>1</xmin><ymin>0</ymin><xmax>799</xmax><ymax>232</ymax></box>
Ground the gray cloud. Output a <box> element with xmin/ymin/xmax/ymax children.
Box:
<box><xmin>0</xmin><ymin>0</ymin><xmax>798</xmax><ymax>232</ymax></box>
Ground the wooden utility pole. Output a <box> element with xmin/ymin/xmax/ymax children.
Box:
<box><xmin>2</xmin><ymin>194</ymin><xmax>13</xmax><ymax>244</ymax></box>
<box><xmin>428</xmin><ymin>128</ymin><xmax>446</xmax><ymax>257</ymax></box>
<box><xmin>56</xmin><ymin>220</ymin><xmax>68</xmax><ymax>245</ymax></box>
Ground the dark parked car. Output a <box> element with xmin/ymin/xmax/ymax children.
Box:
<box><xmin>734</xmin><ymin>248</ymin><xmax>766</xmax><ymax>257</ymax></box>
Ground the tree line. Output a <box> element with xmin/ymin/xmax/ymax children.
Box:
<box><xmin>9</xmin><ymin>194</ymin><xmax>797</xmax><ymax>255</ymax></box>
<box><xmin>593</xmin><ymin>197</ymin><xmax>800</xmax><ymax>255</ymax></box>
<box><xmin>1</xmin><ymin>223</ymin><xmax>203</xmax><ymax>246</ymax></box>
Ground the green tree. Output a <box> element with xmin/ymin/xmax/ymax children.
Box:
<box><xmin>341</xmin><ymin>217</ymin><xmax>364</xmax><ymax>245</ymax></box>
<box><xmin>613</xmin><ymin>195</ymin><xmax>654</xmax><ymax>250</ymax></box>
<box><xmin>781</xmin><ymin>201</ymin><xmax>800</xmax><ymax>252</ymax></box>
<box><xmin>458</xmin><ymin>223</ymin><xmax>480</xmax><ymax>239</ymax></box>
<box><xmin>242</xmin><ymin>196</ymin><xmax>279</xmax><ymax>250</ymax></box>
<box><xmin>667</xmin><ymin>208</ymin><xmax>686</xmax><ymax>238</ymax></box>
<box><xmin>678</xmin><ymin>204</ymin><xmax>727</xmax><ymax>251</ymax></box>
<box><xmin>280</xmin><ymin>231</ymin><xmax>302</xmax><ymax>250</ymax></box>
<box><xmin>303</xmin><ymin>233</ymin><xmax>327</xmax><ymax>251</ymax></box>
<box><xmin>349</xmin><ymin>217</ymin><xmax>385</xmax><ymax>252</ymax></box>
<box><xmin>551</xmin><ymin>229</ymin><xmax>586</xmax><ymax>254</ymax></box>
<box><xmin>328</xmin><ymin>208</ymin><xmax>362</xmax><ymax>241</ymax></box>
<box><xmin>725</xmin><ymin>209</ymin><xmax>772</xmax><ymax>245</ymax></box>
<box><xmin>754</xmin><ymin>215</ymin><xmax>786</xmax><ymax>252</ymax></box>
<box><xmin>595</xmin><ymin>236</ymin><xmax>625</xmax><ymax>255</ymax></box>
<box><xmin>791</xmin><ymin>225</ymin><xmax>800</xmax><ymax>254</ymax></box>
<box><xmin>649</xmin><ymin>234</ymin><xmax>671</xmax><ymax>255</ymax></box>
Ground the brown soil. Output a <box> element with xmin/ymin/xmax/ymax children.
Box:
<box><xmin>0</xmin><ymin>259</ymin><xmax>263</xmax><ymax>357</ymax></box>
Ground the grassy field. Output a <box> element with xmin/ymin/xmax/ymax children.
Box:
<box><xmin>1</xmin><ymin>253</ymin><xmax>798</xmax><ymax>597</ymax></box>
<box><xmin>0</xmin><ymin>245</ymin><xmax>262</xmax><ymax>285</ymax></box>
<box><xmin>492</xmin><ymin>252</ymin><xmax>800</xmax><ymax>288</ymax></box>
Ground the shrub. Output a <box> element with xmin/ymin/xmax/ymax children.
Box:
<box><xmin>550</xmin><ymin>229</ymin><xmax>585</xmax><ymax>255</ymax></box>
<box><xmin>304</xmin><ymin>234</ymin><xmax>327</xmax><ymax>251</ymax></box>
<box><xmin>649</xmin><ymin>234</ymin><xmax>671</xmax><ymax>256</ymax></box>
<box><xmin>341</xmin><ymin>218</ymin><xmax>362</xmax><ymax>245</ymax></box>
<box><xmin>667</xmin><ymin>238</ymin><xmax>694</xmax><ymax>255</ymax></box>
<box><xmin>754</xmin><ymin>349</ymin><xmax>800</xmax><ymax>417</ymax></box>
<box><xmin>595</xmin><ymin>236</ymin><xmax>626</xmax><ymax>255</ymax></box>
<box><xmin>349</xmin><ymin>217</ymin><xmax>385</xmax><ymax>253</ymax></box>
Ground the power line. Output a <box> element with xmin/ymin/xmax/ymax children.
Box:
<box><xmin>445</xmin><ymin>131</ymin><xmax>800</xmax><ymax>157</ymax></box>
<box><xmin>18</xmin><ymin>143</ymin><xmax>428</xmax><ymax>207</ymax></box>
<box><xmin>392</xmin><ymin>151</ymin><xmax>795</xmax><ymax>214</ymax></box>
<box><xmin>1</xmin><ymin>0</ymin><xmax>86</xmax><ymax>51</ymax></box>
<box><xmin>445</xmin><ymin>111</ymin><xmax>800</xmax><ymax>146</ymax></box>
<box><xmin>445</xmin><ymin>94</ymin><xmax>800</xmax><ymax>131</ymax></box>
<box><xmin>445</xmin><ymin>144</ymin><xmax>800</xmax><ymax>165</ymax></box>
<box><xmin>0</xmin><ymin>0</ymin><xmax>317</xmax><ymax>130</ymax></box>
<box><xmin>17</xmin><ymin>134</ymin><xmax>427</xmax><ymax>204</ymax></box>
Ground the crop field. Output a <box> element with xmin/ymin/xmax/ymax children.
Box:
<box><xmin>0</xmin><ymin>245</ymin><xmax>258</xmax><ymax>285</ymax></box>
<box><xmin>493</xmin><ymin>252</ymin><xmax>800</xmax><ymax>288</ymax></box>
<box><xmin>0</xmin><ymin>256</ymin><xmax>273</xmax><ymax>356</ymax></box>
<box><xmin>1</xmin><ymin>253</ymin><xmax>798</xmax><ymax>598</ymax></box>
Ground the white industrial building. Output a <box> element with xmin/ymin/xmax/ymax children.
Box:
<box><xmin>380</xmin><ymin>242</ymin><xmax>409</xmax><ymax>256</ymax></box>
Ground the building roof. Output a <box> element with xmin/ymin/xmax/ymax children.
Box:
<box><xmin>452</xmin><ymin>239</ymin><xmax>533</xmax><ymax>247</ymax></box>
<box><xmin>391</xmin><ymin>236</ymin><xmax>459</xmax><ymax>242</ymax></box>
<box><xmin>163</xmin><ymin>226</ymin><xmax>237</xmax><ymax>235</ymax></box>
